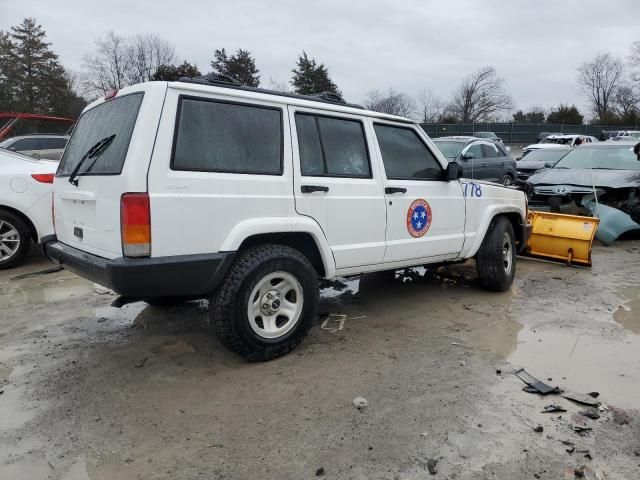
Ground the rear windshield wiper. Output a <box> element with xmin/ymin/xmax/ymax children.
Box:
<box><xmin>68</xmin><ymin>134</ymin><xmax>116</xmax><ymax>186</ymax></box>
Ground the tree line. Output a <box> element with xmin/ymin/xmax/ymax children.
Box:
<box><xmin>1</xmin><ymin>17</ymin><xmax>639</xmax><ymax>127</ymax></box>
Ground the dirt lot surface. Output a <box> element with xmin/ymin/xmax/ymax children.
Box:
<box><xmin>1</xmin><ymin>242</ymin><xmax>639</xmax><ymax>479</ymax></box>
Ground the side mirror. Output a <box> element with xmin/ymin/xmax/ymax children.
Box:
<box><xmin>544</xmin><ymin>162</ymin><xmax>554</xmax><ymax>168</ymax></box>
<box><xmin>461</xmin><ymin>152</ymin><xmax>474</xmax><ymax>160</ymax></box>
<box><xmin>446</xmin><ymin>162</ymin><xmax>463</xmax><ymax>180</ymax></box>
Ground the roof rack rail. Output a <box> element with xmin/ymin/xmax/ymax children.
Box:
<box><xmin>176</xmin><ymin>74</ymin><xmax>364</xmax><ymax>110</ymax></box>
<box><xmin>178</xmin><ymin>72</ymin><xmax>239</xmax><ymax>86</ymax></box>
<box><xmin>309</xmin><ymin>91</ymin><xmax>346</xmax><ymax>104</ymax></box>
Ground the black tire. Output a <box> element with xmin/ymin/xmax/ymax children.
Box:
<box><xmin>143</xmin><ymin>297</ymin><xmax>188</xmax><ymax>307</ymax></box>
<box><xmin>476</xmin><ymin>216</ymin><xmax>516</xmax><ymax>292</ymax></box>
<box><xmin>0</xmin><ymin>211</ymin><xmax>31</xmax><ymax>270</ymax></box>
<box><xmin>499</xmin><ymin>174</ymin><xmax>514</xmax><ymax>186</ymax></box>
<box><xmin>210</xmin><ymin>244</ymin><xmax>319</xmax><ymax>362</ymax></box>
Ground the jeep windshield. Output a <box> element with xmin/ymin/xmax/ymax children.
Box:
<box><xmin>552</xmin><ymin>146</ymin><xmax>640</xmax><ymax>171</ymax></box>
<box><xmin>57</xmin><ymin>93</ymin><xmax>143</xmax><ymax>177</ymax></box>
<box><xmin>433</xmin><ymin>140</ymin><xmax>464</xmax><ymax>159</ymax></box>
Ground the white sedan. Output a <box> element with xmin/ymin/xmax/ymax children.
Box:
<box><xmin>0</xmin><ymin>148</ymin><xmax>57</xmax><ymax>269</ymax></box>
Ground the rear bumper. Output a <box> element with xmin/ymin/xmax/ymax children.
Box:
<box><xmin>42</xmin><ymin>236</ymin><xmax>235</xmax><ymax>298</ymax></box>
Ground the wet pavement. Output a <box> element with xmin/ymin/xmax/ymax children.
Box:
<box><xmin>0</xmin><ymin>243</ymin><xmax>639</xmax><ymax>479</ymax></box>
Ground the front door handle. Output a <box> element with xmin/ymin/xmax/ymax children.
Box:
<box><xmin>385</xmin><ymin>187</ymin><xmax>407</xmax><ymax>194</ymax></box>
<box><xmin>301</xmin><ymin>185</ymin><xmax>329</xmax><ymax>193</ymax></box>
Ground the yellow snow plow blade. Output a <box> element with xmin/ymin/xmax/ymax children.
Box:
<box><xmin>523</xmin><ymin>210</ymin><xmax>599</xmax><ymax>267</ymax></box>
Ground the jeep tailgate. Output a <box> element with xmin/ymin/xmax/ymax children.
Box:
<box><xmin>53</xmin><ymin>83</ymin><xmax>167</xmax><ymax>259</ymax></box>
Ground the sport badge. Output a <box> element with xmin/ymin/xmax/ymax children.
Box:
<box><xmin>406</xmin><ymin>199</ymin><xmax>432</xmax><ymax>238</ymax></box>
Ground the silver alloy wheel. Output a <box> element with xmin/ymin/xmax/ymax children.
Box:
<box><xmin>0</xmin><ymin>220</ymin><xmax>21</xmax><ymax>262</ymax></box>
<box><xmin>502</xmin><ymin>175</ymin><xmax>513</xmax><ymax>186</ymax></box>
<box><xmin>502</xmin><ymin>232</ymin><xmax>513</xmax><ymax>274</ymax></box>
<box><xmin>247</xmin><ymin>271</ymin><xmax>304</xmax><ymax>339</ymax></box>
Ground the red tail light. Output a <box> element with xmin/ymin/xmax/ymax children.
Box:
<box><xmin>31</xmin><ymin>173</ymin><xmax>54</xmax><ymax>183</ymax></box>
<box><xmin>121</xmin><ymin>193</ymin><xmax>151</xmax><ymax>257</ymax></box>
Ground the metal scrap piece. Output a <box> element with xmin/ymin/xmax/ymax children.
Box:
<box><xmin>514</xmin><ymin>368</ymin><xmax>560</xmax><ymax>394</ymax></box>
<box><xmin>563</xmin><ymin>391</ymin><xmax>600</xmax><ymax>407</ymax></box>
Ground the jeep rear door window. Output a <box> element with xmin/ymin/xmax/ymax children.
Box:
<box><xmin>295</xmin><ymin>113</ymin><xmax>371</xmax><ymax>178</ymax></box>
<box><xmin>374</xmin><ymin>124</ymin><xmax>443</xmax><ymax>180</ymax></box>
<box><xmin>58</xmin><ymin>93</ymin><xmax>143</xmax><ymax>176</ymax></box>
<box><xmin>172</xmin><ymin>98</ymin><xmax>283</xmax><ymax>175</ymax></box>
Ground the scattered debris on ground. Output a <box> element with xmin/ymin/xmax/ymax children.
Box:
<box><xmin>427</xmin><ymin>458</ymin><xmax>438</xmax><ymax>475</ymax></box>
<box><xmin>515</xmin><ymin>368</ymin><xmax>559</xmax><ymax>394</ymax></box>
<box><xmin>563</xmin><ymin>392</ymin><xmax>601</xmax><ymax>407</ymax></box>
<box><xmin>579</xmin><ymin>409</ymin><xmax>600</xmax><ymax>420</ymax></box>
<box><xmin>542</xmin><ymin>404</ymin><xmax>567</xmax><ymax>413</ymax></box>
<box><xmin>353</xmin><ymin>397</ymin><xmax>369</xmax><ymax>410</ymax></box>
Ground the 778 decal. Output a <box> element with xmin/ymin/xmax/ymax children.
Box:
<box><xmin>461</xmin><ymin>181</ymin><xmax>483</xmax><ymax>198</ymax></box>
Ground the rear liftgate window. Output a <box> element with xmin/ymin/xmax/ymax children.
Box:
<box><xmin>172</xmin><ymin>98</ymin><xmax>283</xmax><ymax>175</ymax></box>
<box><xmin>58</xmin><ymin>93</ymin><xmax>144</xmax><ymax>176</ymax></box>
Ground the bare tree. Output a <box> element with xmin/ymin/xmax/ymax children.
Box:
<box><xmin>630</xmin><ymin>41</ymin><xmax>640</xmax><ymax>83</ymax></box>
<box><xmin>415</xmin><ymin>88</ymin><xmax>443</xmax><ymax>123</ymax></box>
<box><xmin>614</xmin><ymin>84</ymin><xmax>639</xmax><ymax>118</ymax></box>
<box><xmin>448</xmin><ymin>66</ymin><xmax>513</xmax><ymax>123</ymax></box>
<box><xmin>81</xmin><ymin>31</ymin><xmax>175</xmax><ymax>97</ymax></box>
<box><xmin>126</xmin><ymin>34</ymin><xmax>175</xmax><ymax>84</ymax></box>
<box><xmin>81</xmin><ymin>31</ymin><xmax>129</xmax><ymax>96</ymax></box>
<box><xmin>267</xmin><ymin>77</ymin><xmax>290</xmax><ymax>93</ymax></box>
<box><xmin>577</xmin><ymin>53</ymin><xmax>623</xmax><ymax>121</ymax></box>
<box><xmin>365</xmin><ymin>89</ymin><xmax>415</xmax><ymax>117</ymax></box>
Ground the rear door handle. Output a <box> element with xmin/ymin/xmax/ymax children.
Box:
<box><xmin>301</xmin><ymin>185</ymin><xmax>329</xmax><ymax>193</ymax></box>
<box><xmin>385</xmin><ymin>187</ymin><xmax>407</xmax><ymax>194</ymax></box>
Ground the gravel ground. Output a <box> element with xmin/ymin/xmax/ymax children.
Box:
<box><xmin>1</xmin><ymin>242</ymin><xmax>639</xmax><ymax>479</ymax></box>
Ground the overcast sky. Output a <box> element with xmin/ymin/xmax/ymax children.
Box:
<box><xmin>2</xmin><ymin>0</ymin><xmax>639</xmax><ymax>117</ymax></box>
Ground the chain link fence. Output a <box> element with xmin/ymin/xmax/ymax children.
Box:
<box><xmin>420</xmin><ymin>122</ymin><xmax>640</xmax><ymax>144</ymax></box>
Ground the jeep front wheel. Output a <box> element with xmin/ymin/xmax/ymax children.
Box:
<box><xmin>475</xmin><ymin>216</ymin><xmax>516</xmax><ymax>292</ymax></box>
<box><xmin>210</xmin><ymin>244</ymin><xmax>319</xmax><ymax>361</ymax></box>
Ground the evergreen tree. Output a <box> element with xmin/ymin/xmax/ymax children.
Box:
<box><xmin>211</xmin><ymin>48</ymin><xmax>260</xmax><ymax>86</ymax></box>
<box><xmin>547</xmin><ymin>104</ymin><xmax>583</xmax><ymax>124</ymax></box>
<box><xmin>152</xmin><ymin>61</ymin><xmax>201</xmax><ymax>81</ymax></box>
<box><xmin>0</xmin><ymin>18</ymin><xmax>85</xmax><ymax>116</ymax></box>
<box><xmin>0</xmin><ymin>31</ymin><xmax>16</xmax><ymax>111</ymax></box>
<box><xmin>290</xmin><ymin>51</ymin><xmax>340</xmax><ymax>96</ymax></box>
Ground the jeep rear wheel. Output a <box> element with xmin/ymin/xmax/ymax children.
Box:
<box><xmin>210</xmin><ymin>244</ymin><xmax>319</xmax><ymax>362</ymax></box>
<box><xmin>475</xmin><ymin>216</ymin><xmax>516</xmax><ymax>292</ymax></box>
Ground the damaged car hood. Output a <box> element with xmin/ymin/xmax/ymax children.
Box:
<box><xmin>527</xmin><ymin>168</ymin><xmax>640</xmax><ymax>189</ymax></box>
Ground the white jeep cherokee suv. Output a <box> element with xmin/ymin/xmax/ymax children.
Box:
<box><xmin>44</xmin><ymin>76</ymin><xmax>530</xmax><ymax>361</ymax></box>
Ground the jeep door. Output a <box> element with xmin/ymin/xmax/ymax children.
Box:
<box><xmin>289</xmin><ymin>106</ymin><xmax>387</xmax><ymax>269</ymax></box>
<box><xmin>371</xmin><ymin>121</ymin><xmax>465</xmax><ymax>263</ymax></box>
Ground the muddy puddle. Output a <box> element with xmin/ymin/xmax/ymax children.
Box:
<box><xmin>0</xmin><ymin>269</ymin><xmax>94</xmax><ymax>308</ymax></box>
<box><xmin>614</xmin><ymin>284</ymin><xmax>640</xmax><ymax>335</ymax></box>
<box><xmin>508</xmin><ymin>327</ymin><xmax>640</xmax><ymax>409</ymax></box>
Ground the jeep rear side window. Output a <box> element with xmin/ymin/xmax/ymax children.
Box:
<box><xmin>58</xmin><ymin>93</ymin><xmax>143</xmax><ymax>176</ymax></box>
<box><xmin>374</xmin><ymin>124</ymin><xmax>443</xmax><ymax>180</ymax></box>
<box><xmin>295</xmin><ymin>113</ymin><xmax>371</xmax><ymax>178</ymax></box>
<box><xmin>172</xmin><ymin>98</ymin><xmax>283</xmax><ymax>175</ymax></box>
